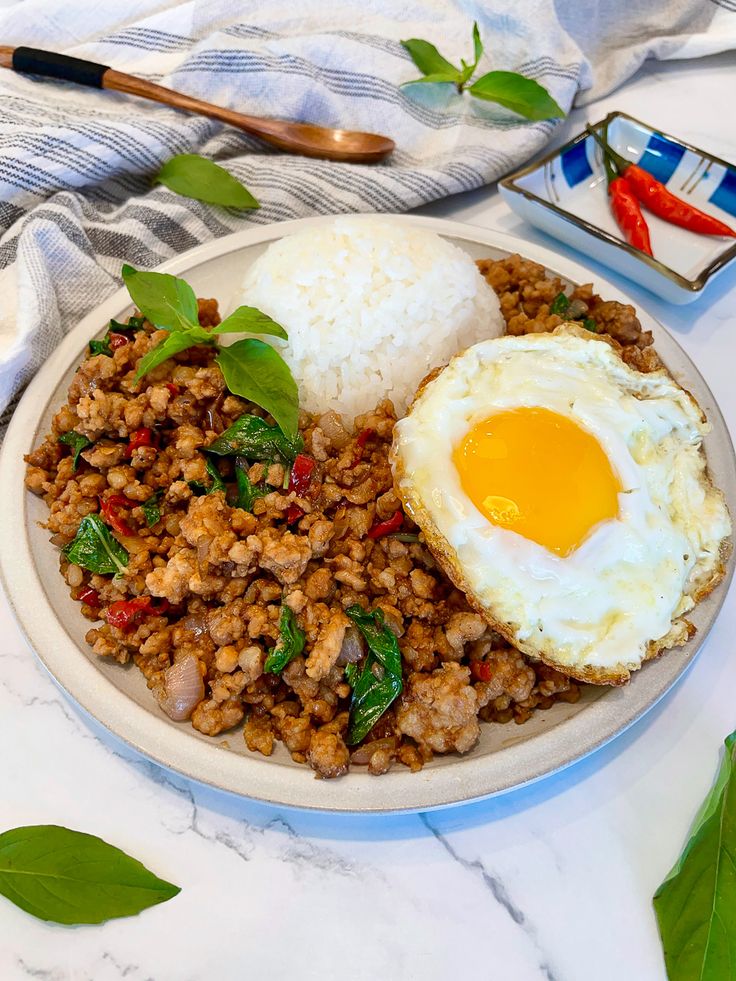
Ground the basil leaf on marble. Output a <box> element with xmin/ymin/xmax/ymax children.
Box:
<box><xmin>0</xmin><ymin>825</ymin><xmax>180</xmax><ymax>924</ymax></box>
<box><xmin>141</xmin><ymin>490</ymin><xmax>163</xmax><ymax>527</ymax></box>
<box><xmin>345</xmin><ymin>605</ymin><xmax>403</xmax><ymax>745</ymax></box>
<box><xmin>62</xmin><ymin>514</ymin><xmax>129</xmax><ymax>576</ymax></box>
<box><xmin>654</xmin><ymin>731</ymin><xmax>736</xmax><ymax>980</ymax></box>
<box><xmin>469</xmin><ymin>71</ymin><xmax>564</xmax><ymax>120</ymax></box>
<box><xmin>216</xmin><ymin>306</ymin><xmax>288</xmax><ymax>340</ymax></box>
<box><xmin>216</xmin><ymin>339</ymin><xmax>299</xmax><ymax>440</ymax></box>
<box><xmin>58</xmin><ymin>431</ymin><xmax>91</xmax><ymax>472</ymax></box>
<box><xmin>156</xmin><ymin>154</ymin><xmax>260</xmax><ymax>210</ymax></box>
<box><xmin>207</xmin><ymin>413</ymin><xmax>302</xmax><ymax>463</ymax></box>
<box><xmin>121</xmin><ymin>265</ymin><xmax>199</xmax><ymax>332</ymax></box>
<box><xmin>264</xmin><ymin>604</ymin><xmax>306</xmax><ymax>674</ymax></box>
<box><xmin>234</xmin><ymin>460</ymin><xmax>267</xmax><ymax>512</ymax></box>
<box><xmin>134</xmin><ymin>327</ymin><xmax>213</xmax><ymax>383</ymax></box>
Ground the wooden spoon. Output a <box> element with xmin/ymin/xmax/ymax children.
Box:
<box><xmin>0</xmin><ymin>45</ymin><xmax>395</xmax><ymax>163</ymax></box>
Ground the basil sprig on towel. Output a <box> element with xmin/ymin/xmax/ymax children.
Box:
<box><xmin>0</xmin><ymin>825</ymin><xmax>179</xmax><ymax>925</ymax></box>
<box><xmin>62</xmin><ymin>513</ymin><xmax>129</xmax><ymax>576</ymax></box>
<box><xmin>654</xmin><ymin>731</ymin><xmax>736</xmax><ymax>979</ymax></box>
<box><xmin>155</xmin><ymin>154</ymin><xmax>260</xmax><ymax>210</ymax></box>
<box><xmin>122</xmin><ymin>265</ymin><xmax>299</xmax><ymax>439</ymax></box>
<box><xmin>345</xmin><ymin>605</ymin><xmax>403</xmax><ymax>745</ymax></box>
<box><xmin>402</xmin><ymin>21</ymin><xmax>564</xmax><ymax>121</ymax></box>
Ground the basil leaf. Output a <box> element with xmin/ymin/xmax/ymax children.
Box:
<box><xmin>344</xmin><ymin>662</ymin><xmax>359</xmax><ymax>688</ymax></box>
<box><xmin>550</xmin><ymin>291</ymin><xmax>570</xmax><ymax>316</ymax></box>
<box><xmin>141</xmin><ymin>490</ymin><xmax>163</xmax><ymax>527</ymax></box>
<box><xmin>206</xmin><ymin>413</ymin><xmax>302</xmax><ymax>463</ymax></box>
<box><xmin>58</xmin><ymin>431</ymin><xmax>91</xmax><ymax>472</ymax></box>
<box><xmin>469</xmin><ymin>71</ymin><xmax>565</xmax><ymax>120</ymax></box>
<box><xmin>345</xmin><ymin>605</ymin><xmax>403</xmax><ymax>745</ymax></box>
<box><xmin>471</xmin><ymin>21</ymin><xmax>483</xmax><ymax>66</ymax></box>
<box><xmin>264</xmin><ymin>604</ymin><xmax>306</xmax><ymax>674</ymax></box>
<box><xmin>109</xmin><ymin>314</ymin><xmax>146</xmax><ymax>333</ymax></box>
<box><xmin>215</xmin><ymin>339</ymin><xmax>299</xmax><ymax>440</ymax></box>
<box><xmin>234</xmin><ymin>460</ymin><xmax>267</xmax><ymax>512</ymax></box>
<box><xmin>62</xmin><ymin>514</ymin><xmax>129</xmax><ymax>576</ymax></box>
<box><xmin>654</xmin><ymin>731</ymin><xmax>736</xmax><ymax>980</ymax></box>
<box><xmin>216</xmin><ymin>306</ymin><xmax>288</xmax><ymax>340</ymax></box>
<box><xmin>121</xmin><ymin>265</ymin><xmax>199</xmax><ymax>332</ymax></box>
<box><xmin>156</xmin><ymin>154</ymin><xmax>260</xmax><ymax>210</ymax></box>
<box><xmin>134</xmin><ymin>327</ymin><xmax>213</xmax><ymax>383</ymax></box>
<box><xmin>89</xmin><ymin>336</ymin><xmax>112</xmax><ymax>357</ymax></box>
<box><xmin>400</xmin><ymin>37</ymin><xmax>460</xmax><ymax>79</ymax></box>
<box><xmin>0</xmin><ymin>825</ymin><xmax>180</xmax><ymax>924</ymax></box>
<box><xmin>189</xmin><ymin>458</ymin><xmax>227</xmax><ymax>497</ymax></box>
<box><xmin>582</xmin><ymin>318</ymin><xmax>598</xmax><ymax>333</ymax></box>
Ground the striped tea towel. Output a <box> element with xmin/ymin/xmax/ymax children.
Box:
<box><xmin>0</xmin><ymin>0</ymin><xmax>733</xmax><ymax>432</ymax></box>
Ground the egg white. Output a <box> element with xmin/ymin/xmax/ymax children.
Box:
<box><xmin>391</xmin><ymin>326</ymin><xmax>731</xmax><ymax>683</ymax></box>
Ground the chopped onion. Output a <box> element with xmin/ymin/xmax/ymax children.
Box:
<box><xmin>350</xmin><ymin>737</ymin><xmax>397</xmax><ymax>765</ymax></box>
<box><xmin>317</xmin><ymin>411</ymin><xmax>351</xmax><ymax>449</ymax></box>
<box><xmin>158</xmin><ymin>654</ymin><xmax>204</xmax><ymax>721</ymax></box>
<box><xmin>337</xmin><ymin>625</ymin><xmax>364</xmax><ymax>665</ymax></box>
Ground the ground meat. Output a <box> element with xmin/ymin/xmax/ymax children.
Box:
<box><xmin>396</xmin><ymin>663</ymin><xmax>480</xmax><ymax>754</ymax></box>
<box><xmin>25</xmin><ymin>275</ymin><xmax>608</xmax><ymax>779</ymax></box>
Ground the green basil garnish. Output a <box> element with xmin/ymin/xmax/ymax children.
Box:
<box><xmin>550</xmin><ymin>292</ymin><xmax>570</xmax><ymax>316</ymax></box>
<box><xmin>582</xmin><ymin>318</ymin><xmax>598</xmax><ymax>333</ymax></box>
<box><xmin>62</xmin><ymin>514</ymin><xmax>129</xmax><ymax>576</ymax></box>
<box><xmin>344</xmin><ymin>662</ymin><xmax>359</xmax><ymax>688</ymax></box>
<box><xmin>654</xmin><ymin>730</ymin><xmax>736</xmax><ymax>978</ymax></box>
<box><xmin>215</xmin><ymin>339</ymin><xmax>299</xmax><ymax>441</ymax></box>
<box><xmin>215</xmin><ymin>306</ymin><xmax>287</xmax><ymax>339</ymax></box>
<box><xmin>58</xmin><ymin>431</ymin><xmax>91</xmax><ymax>472</ymax></box>
<box><xmin>0</xmin><ymin>825</ymin><xmax>179</xmax><ymax>924</ymax></box>
<box><xmin>207</xmin><ymin>413</ymin><xmax>302</xmax><ymax>463</ymax></box>
<box><xmin>345</xmin><ymin>605</ymin><xmax>403</xmax><ymax>745</ymax></box>
<box><xmin>188</xmin><ymin>458</ymin><xmax>227</xmax><ymax>497</ymax></box>
<box><xmin>264</xmin><ymin>604</ymin><xmax>306</xmax><ymax>674</ymax></box>
<box><xmin>234</xmin><ymin>459</ymin><xmax>268</xmax><ymax>512</ymax></box>
<box><xmin>141</xmin><ymin>490</ymin><xmax>163</xmax><ymax>527</ymax></box>
<box><xmin>89</xmin><ymin>336</ymin><xmax>113</xmax><ymax>357</ymax></box>
<box><xmin>155</xmin><ymin>154</ymin><xmax>260</xmax><ymax>210</ymax></box>
<box><xmin>134</xmin><ymin>326</ymin><xmax>214</xmax><ymax>383</ymax></box>
<box><xmin>89</xmin><ymin>314</ymin><xmax>147</xmax><ymax>357</ymax></box>
<box><xmin>121</xmin><ymin>265</ymin><xmax>200</xmax><ymax>332</ymax></box>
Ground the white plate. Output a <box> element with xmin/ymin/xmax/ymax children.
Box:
<box><xmin>1</xmin><ymin>216</ymin><xmax>734</xmax><ymax>813</ymax></box>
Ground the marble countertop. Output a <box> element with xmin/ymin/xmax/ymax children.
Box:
<box><xmin>2</xmin><ymin>52</ymin><xmax>735</xmax><ymax>981</ymax></box>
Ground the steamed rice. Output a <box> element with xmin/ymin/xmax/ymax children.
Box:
<box><xmin>238</xmin><ymin>216</ymin><xmax>503</xmax><ymax>421</ymax></box>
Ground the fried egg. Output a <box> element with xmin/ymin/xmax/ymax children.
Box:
<box><xmin>391</xmin><ymin>325</ymin><xmax>732</xmax><ymax>684</ymax></box>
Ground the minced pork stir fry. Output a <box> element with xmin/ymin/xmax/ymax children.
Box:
<box><xmin>25</xmin><ymin>255</ymin><xmax>654</xmax><ymax>778</ymax></box>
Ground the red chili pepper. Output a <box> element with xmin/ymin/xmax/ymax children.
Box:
<box><xmin>77</xmin><ymin>585</ymin><xmax>100</xmax><ymax>607</ymax></box>
<box><xmin>588</xmin><ymin>126</ymin><xmax>735</xmax><ymax>239</ymax></box>
<box><xmin>99</xmin><ymin>494</ymin><xmax>135</xmax><ymax>536</ymax></box>
<box><xmin>471</xmin><ymin>661</ymin><xmax>493</xmax><ymax>683</ymax></box>
<box><xmin>285</xmin><ymin>504</ymin><xmax>305</xmax><ymax>525</ymax></box>
<box><xmin>351</xmin><ymin>428</ymin><xmax>375</xmax><ymax>467</ymax></box>
<box><xmin>609</xmin><ymin>176</ymin><xmax>653</xmax><ymax>256</ymax></box>
<box><xmin>126</xmin><ymin>427</ymin><xmax>154</xmax><ymax>458</ymax></box>
<box><xmin>105</xmin><ymin>596</ymin><xmax>168</xmax><ymax>631</ymax></box>
<box><xmin>108</xmin><ymin>333</ymin><xmax>129</xmax><ymax>350</ymax></box>
<box><xmin>165</xmin><ymin>382</ymin><xmax>180</xmax><ymax>397</ymax></box>
<box><xmin>367</xmin><ymin>510</ymin><xmax>403</xmax><ymax>539</ymax></box>
<box><xmin>289</xmin><ymin>454</ymin><xmax>316</xmax><ymax>497</ymax></box>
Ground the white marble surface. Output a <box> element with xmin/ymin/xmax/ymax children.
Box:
<box><xmin>1</xmin><ymin>52</ymin><xmax>735</xmax><ymax>981</ymax></box>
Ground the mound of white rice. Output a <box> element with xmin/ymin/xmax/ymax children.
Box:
<box><xmin>239</xmin><ymin>216</ymin><xmax>504</xmax><ymax>422</ymax></box>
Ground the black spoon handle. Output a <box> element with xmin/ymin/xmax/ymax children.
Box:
<box><xmin>11</xmin><ymin>46</ymin><xmax>109</xmax><ymax>87</ymax></box>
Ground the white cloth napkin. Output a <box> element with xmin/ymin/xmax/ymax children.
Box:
<box><xmin>0</xmin><ymin>0</ymin><xmax>733</xmax><ymax>431</ymax></box>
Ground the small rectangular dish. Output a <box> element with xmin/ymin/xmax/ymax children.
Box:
<box><xmin>500</xmin><ymin>111</ymin><xmax>736</xmax><ymax>305</ymax></box>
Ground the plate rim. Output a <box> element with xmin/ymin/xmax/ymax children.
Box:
<box><xmin>2</xmin><ymin>213</ymin><xmax>734</xmax><ymax>814</ymax></box>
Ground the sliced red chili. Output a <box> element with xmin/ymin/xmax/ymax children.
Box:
<box><xmin>108</xmin><ymin>333</ymin><xmax>129</xmax><ymax>350</ymax></box>
<box><xmin>367</xmin><ymin>510</ymin><xmax>403</xmax><ymax>539</ymax></box>
<box><xmin>286</xmin><ymin>504</ymin><xmax>305</xmax><ymax>525</ymax></box>
<box><xmin>77</xmin><ymin>586</ymin><xmax>100</xmax><ymax>607</ymax></box>
<box><xmin>351</xmin><ymin>428</ymin><xmax>375</xmax><ymax>467</ymax></box>
<box><xmin>165</xmin><ymin>382</ymin><xmax>180</xmax><ymax>397</ymax></box>
<box><xmin>99</xmin><ymin>494</ymin><xmax>135</xmax><ymax>536</ymax></box>
<box><xmin>471</xmin><ymin>661</ymin><xmax>493</xmax><ymax>683</ymax></box>
<box><xmin>105</xmin><ymin>596</ymin><xmax>168</xmax><ymax>631</ymax></box>
<box><xmin>289</xmin><ymin>453</ymin><xmax>316</xmax><ymax>497</ymax></box>
<box><xmin>126</xmin><ymin>427</ymin><xmax>154</xmax><ymax>458</ymax></box>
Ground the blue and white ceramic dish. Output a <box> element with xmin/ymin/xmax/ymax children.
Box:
<box><xmin>500</xmin><ymin>112</ymin><xmax>736</xmax><ymax>305</ymax></box>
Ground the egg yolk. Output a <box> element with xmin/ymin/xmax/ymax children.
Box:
<box><xmin>453</xmin><ymin>407</ymin><xmax>621</xmax><ymax>556</ymax></box>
